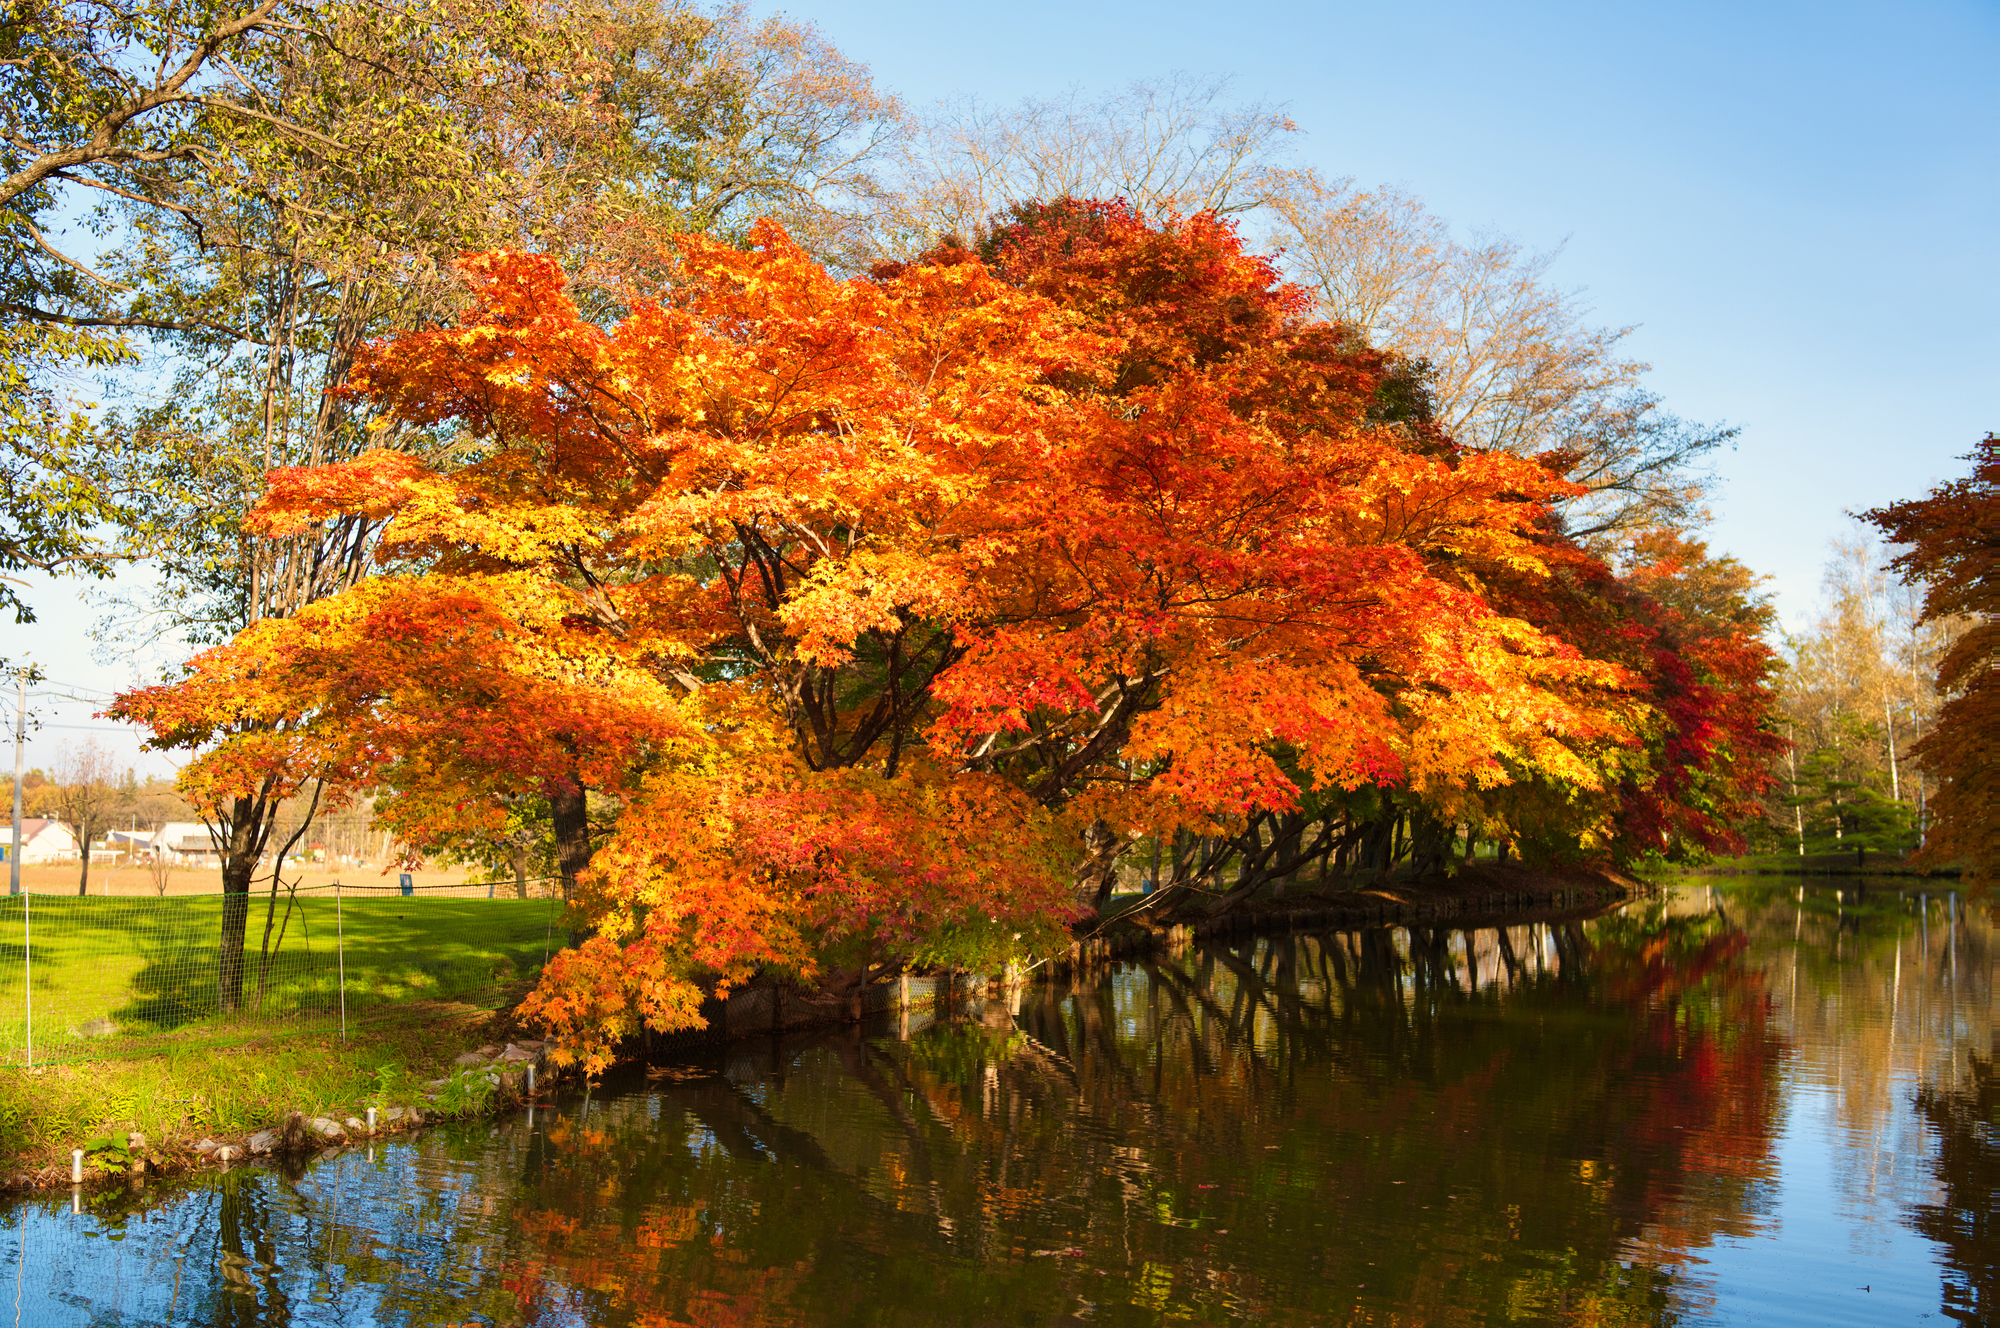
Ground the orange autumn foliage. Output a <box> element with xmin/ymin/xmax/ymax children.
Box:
<box><xmin>118</xmin><ymin>206</ymin><xmax>1704</xmax><ymax>1067</ymax></box>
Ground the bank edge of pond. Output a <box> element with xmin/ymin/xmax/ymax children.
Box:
<box><xmin>1064</xmin><ymin>860</ymin><xmax>1648</xmax><ymax>972</ymax></box>
<box><xmin>621</xmin><ymin>861</ymin><xmax>1649</xmax><ymax>1058</ymax></box>
<box><xmin>2</xmin><ymin>862</ymin><xmax>1642</xmax><ymax>1198</ymax></box>
<box><xmin>1668</xmin><ymin>856</ymin><xmax>1964</xmax><ymax>880</ymax></box>
<box><xmin>0</xmin><ymin>1002</ymin><xmax>584</xmax><ymax>1197</ymax></box>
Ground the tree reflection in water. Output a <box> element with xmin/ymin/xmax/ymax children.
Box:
<box><xmin>1912</xmin><ymin>1053</ymin><xmax>1997</xmax><ymax>1324</ymax></box>
<box><xmin>498</xmin><ymin>905</ymin><xmax>1780</xmax><ymax>1327</ymax></box>
<box><xmin>0</xmin><ymin>884</ymin><xmax>1987</xmax><ymax>1327</ymax></box>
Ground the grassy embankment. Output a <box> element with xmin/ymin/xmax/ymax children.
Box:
<box><xmin>0</xmin><ymin>1004</ymin><xmax>523</xmax><ymax>1178</ymax></box>
<box><xmin>1670</xmin><ymin>851</ymin><xmax>1961</xmax><ymax>878</ymax></box>
<box><xmin>0</xmin><ymin>892</ymin><xmax>562</xmax><ymax>1177</ymax></box>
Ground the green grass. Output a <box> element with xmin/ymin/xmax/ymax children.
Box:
<box><xmin>0</xmin><ymin>1000</ymin><xmax>510</xmax><ymax>1169</ymax></box>
<box><xmin>0</xmin><ymin>893</ymin><xmax>563</xmax><ymax>1058</ymax></box>
<box><xmin>1675</xmin><ymin>851</ymin><xmax>1956</xmax><ymax>877</ymax></box>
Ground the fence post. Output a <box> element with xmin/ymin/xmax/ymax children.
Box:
<box><xmin>22</xmin><ymin>889</ymin><xmax>29</xmax><ymax>1068</ymax></box>
<box><xmin>335</xmin><ymin>880</ymin><xmax>347</xmax><ymax>1043</ymax></box>
<box><xmin>9</xmin><ymin>667</ymin><xmax>24</xmax><ymax>897</ymax></box>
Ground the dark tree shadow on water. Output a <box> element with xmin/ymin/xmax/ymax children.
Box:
<box><xmin>1911</xmin><ymin>1053</ymin><xmax>1998</xmax><ymax>1325</ymax></box>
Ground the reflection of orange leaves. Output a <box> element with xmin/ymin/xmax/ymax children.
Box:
<box><xmin>637</xmin><ymin>1203</ymin><xmax>699</xmax><ymax>1249</ymax></box>
<box><xmin>669</xmin><ymin>1266</ymin><xmax>812</xmax><ymax>1328</ymax></box>
<box><xmin>516</xmin><ymin>1197</ymin><xmax>812</xmax><ymax>1328</ymax></box>
<box><xmin>517</xmin><ymin>1210</ymin><xmax>580</xmax><ymax>1245</ymax></box>
<box><xmin>497</xmin><ymin>1260</ymin><xmax>547</xmax><ymax>1309</ymax></box>
<box><xmin>1591</xmin><ymin>920</ymin><xmax>1782</xmax><ymax>1254</ymax></box>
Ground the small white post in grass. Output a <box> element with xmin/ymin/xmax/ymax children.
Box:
<box><xmin>69</xmin><ymin>1150</ymin><xmax>81</xmax><ymax>1184</ymax></box>
<box><xmin>526</xmin><ymin>1063</ymin><xmax>535</xmax><ymax>1096</ymax></box>
<box><xmin>334</xmin><ymin>880</ymin><xmax>347</xmax><ymax>1043</ymax></box>
<box><xmin>9</xmin><ymin>667</ymin><xmax>25</xmax><ymax>898</ymax></box>
<box><xmin>366</xmin><ymin>1106</ymin><xmax>377</xmax><ymax>1134</ymax></box>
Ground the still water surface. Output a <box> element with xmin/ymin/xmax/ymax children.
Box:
<box><xmin>2</xmin><ymin>879</ymin><xmax>1991</xmax><ymax>1326</ymax></box>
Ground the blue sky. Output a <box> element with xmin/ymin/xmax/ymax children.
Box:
<box><xmin>8</xmin><ymin>0</ymin><xmax>1995</xmax><ymax>778</ymax></box>
<box><xmin>787</xmin><ymin>0</ymin><xmax>1995</xmax><ymax>620</ymax></box>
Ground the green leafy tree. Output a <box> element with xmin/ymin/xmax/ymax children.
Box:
<box><xmin>78</xmin><ymin>0</ymin><xmax>898</xmax><ymax>1012</ymax></box>
<box><xmin>0</xmin><ymin>325</ymin><xmax>135</xmax><ymax>620</ymax></box>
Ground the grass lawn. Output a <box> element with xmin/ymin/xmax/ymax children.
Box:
<box><xmin>0</xmin><ymin>891</ymin><xmax>565</xmax><ymax>1059</ymax></box>
<box><xmin>0</xmin><ymin>998</ymin><xmax>516</xmax><ymax>1171</ymax></box>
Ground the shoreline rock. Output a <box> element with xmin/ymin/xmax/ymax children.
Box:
<box><xmin>1</xmin><ymin>1039</ymin><xmax>560</xmax><ymax>1196</ymax></box>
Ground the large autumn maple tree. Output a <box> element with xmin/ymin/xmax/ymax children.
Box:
<box><xmin>115</xmin><ymin>203</ymin><xmax>1776</xmax><ymax>1064</ymax></box>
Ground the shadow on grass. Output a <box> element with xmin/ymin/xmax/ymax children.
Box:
<box><xmin>0</xmin><ymin>893</ymin><xmax>564</xmax><ymax>1058</ymax></box>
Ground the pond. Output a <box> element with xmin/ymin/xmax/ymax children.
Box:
<box><xmin>1</xmin><ymin>879</ymin><xmax>1990</xmax><ymax>1326</ymax></box>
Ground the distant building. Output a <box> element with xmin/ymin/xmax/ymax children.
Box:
<box><xmin>1</xmin><ymin>819</ymin><xmax>79</xmax><ymax>864</ymax></box>
<box><xmin>151</xmin><ymin>822</ymin><xmax>224</xmax><ymax>869</ymax></box>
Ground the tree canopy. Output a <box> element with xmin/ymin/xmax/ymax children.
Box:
<box><xmin>114</xmin><ymin>203</ymin><xmax>1786</xmax><ymax>1066</ymax></box>
<box><xmin>1864</xmin><ymin>435</ymin><xmax>1997</xmax><ymax>887</ymax></box>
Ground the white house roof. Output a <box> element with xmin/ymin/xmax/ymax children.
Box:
<box><xmin>4</xmin><ymin>819</ymin><xmax>78</xmax><ymax>862</ymax></box>
<box><xmin>152</xmin><ymin>822</ymin><xmax>222</xmax><ymax>853</ymax></box>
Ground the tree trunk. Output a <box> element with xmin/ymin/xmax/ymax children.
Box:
<box><xmin>218</xmin><ymin>798</ymin><xmax>262</xmax><ymax>1015</ymax></box>
<box><xmin>550</xmin><ymin>783</ymin><xmax>592</xmax><ymax>903</ymax></box>
<box><xmin>505</xmin><ymin>842</ymin><xmax>531</xmax><ymax>899</ymax></box>
<box><xmin>1359</xmin><ymin>816</ymin><xmax>1395</xmax><ymax>872</ymax></box>
<box><xmin>76</xmin><ymin>815</ymin><xmax>92</xmax><ymax>896</ymax></box>
<box><xmin>1077</xmin><ymin>819</ymin><xmax>1121</xmax><ymax>912</ymax></box>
